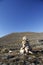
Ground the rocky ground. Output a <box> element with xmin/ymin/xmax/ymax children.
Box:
<box><xmin>0</xmin><ymin>50</ymin><xmax>43</xmax><ymax>65</ymax></box>
<box><xmin>0</xmin><ymin>32</ymin><xmax>43</xmax><ymax>65</ymax></box>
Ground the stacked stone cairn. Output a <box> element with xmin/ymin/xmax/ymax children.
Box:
<box><xmin>20</xmin><ymin>36</ymin><xmax>33</xmax><ymax>54</ymax></box>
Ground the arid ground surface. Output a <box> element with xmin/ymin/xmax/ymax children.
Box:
<box><xmin>0</xmin><ymin>32</ymin><xmax>43</xmax><ymax>65</ymax></box>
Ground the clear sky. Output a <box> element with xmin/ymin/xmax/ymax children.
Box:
<box><xmin>0</xmin><ymin>0</ymin><xmax>43</xmax><ymax>37</ymax></box>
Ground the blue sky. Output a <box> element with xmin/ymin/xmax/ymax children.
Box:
<box><xmin>0</xmin><ymin>0</ymin><xmax>43</xmax><ymax>37</ymax></box>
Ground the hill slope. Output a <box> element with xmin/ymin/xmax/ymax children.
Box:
<box><xmin>0</xmin><ymin>32</ymin><xmax>43</xmax><ymax>50</ymax></box>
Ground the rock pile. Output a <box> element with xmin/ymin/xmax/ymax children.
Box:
<box><xmin>20</xmin><ymin>36</ymin><xmax>33</xmax><ymax>54</ymax></box>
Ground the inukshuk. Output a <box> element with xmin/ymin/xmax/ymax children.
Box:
<box><xmin>20</xmin><ymin>36</ymin><xmax>32</xmax><ymax>54</ymax></box>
